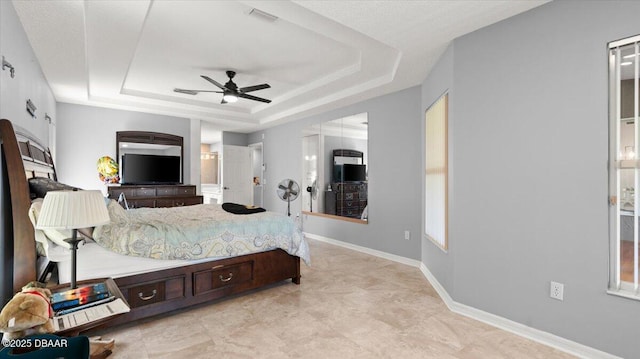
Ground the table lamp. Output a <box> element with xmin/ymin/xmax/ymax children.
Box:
<box><xmin>36</xmin><ymin>189</ymin><xmax>110</xmax><ymax>288</ymax></box>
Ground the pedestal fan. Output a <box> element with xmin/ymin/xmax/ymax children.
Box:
<box><xmin>306</xmin><ymin>180</ymin><xmax>318</xmax><ymax>212</ymax></box>
<box><xmin>277</xmin><ymin>179</ymin><xmax>300</xmax><ymax>217</ymax></box>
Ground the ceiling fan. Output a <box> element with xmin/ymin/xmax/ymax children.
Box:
<box><xmin>174</xmin><ymin>70</ymin><xmax>271</xmax><ymax>104</ymax></box>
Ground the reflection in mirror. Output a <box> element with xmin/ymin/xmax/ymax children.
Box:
<box><xmin>201</xmin><ymin>144</ymin><xmax>222</xmax><ymax>204</ymax></box>
<box><xmin>118</xmin><ymin>142</ymin><xmax>183</xmax><ymax>183</ymax></box>
<box><xmin>302</xmin><ymin>113</ymin><xmax>368</xmax><ymax>223</ymax></box>
<box><xmin>200</xmin><ymin>148</ymin><xmax>219</xmax><ymax>185</ymax></box>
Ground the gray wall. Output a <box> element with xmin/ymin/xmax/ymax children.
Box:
<box><xmin>222</xmin><ymin>131</ymin><xmax>248</xmax><ymax>146</ymax></box>
<box><xmin>0</xmin><ymin>1</ymin><xmax>55</xmax><ymax>147</ymax></box>
<box><xmin>421</xmin><ymin>43</ymin><xmax>455</xmax><ymax>294</ymax></box>
<box><xmin>248</xmin><ymin>86</ymin><xmax>422</xmax><ymax>260</ymax></box>
<box><xmin>56</xmin><ymin>103</ymin><xmax>192</xmax><ymax>194</ymax></box>
<box><xmin>422</xmin><ymin>1</ymin><xmax>640</xmax><ymax>357</ymax></box>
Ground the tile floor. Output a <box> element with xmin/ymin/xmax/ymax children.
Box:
<box><xmin>96</xmin><ymin>239</ymin><xmax>575</xmax><ymax>358</ymax></box>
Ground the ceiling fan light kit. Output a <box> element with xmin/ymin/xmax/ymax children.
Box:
<box><xmin>222</xmin><ymin>92</ymin><xmax>238</xmax><ymax>103</ymax></box>
<box><xmin>174</xmin><ymin>70</ymin><xmax>271</xmax><ymax>104</ymax></box>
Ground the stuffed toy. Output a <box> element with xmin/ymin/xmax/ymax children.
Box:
<box><xmin>0</xmin><ymin>283</ymin><xmax>54</xmax><ymax>342</ymax></box>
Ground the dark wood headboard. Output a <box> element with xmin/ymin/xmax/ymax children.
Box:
<box><xmin>0</xmin><ymin>119</ymin><xmax>54</xmax><ymax>305</ymax></box>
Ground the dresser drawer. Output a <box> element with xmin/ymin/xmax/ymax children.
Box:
<box><xmin>341</xmin><ymin>192</ymin><xmax>359</xmax><ymax>201</ymax></box>
<box><xmin>128</xmin><ymin>199</ymin><xmax>156</xmax><ymax>208</ymax></box>
<box><xmin>156</xmin><ymin>187</ymin><xmax>177</xmax><ymax>196</ymax></box>
<box><xmin>177</xmin><ymin>196</ymin><xmax>202</xmax><ymax>206</ymax></box>
<box><xmin>134</xmin><ymin>187</ymin><xmax>157</xmax><ymax>197</ymax></box>
<box><xmin>156</xmin><ymin>196</ymin><xmax>203</xmax><ymax>207</ymax></box>
<box><xmin>337</xmin><ymin>200</ymin><xmax>359</xmax><ymax>210</ymax></box>
<box><xmin>175</xmin><ymin>186</ymin><xmax>196</xmax><ymax>196</ymax></box>
<box><xmin>108</xmin><ymin>187</ymin><xmax>135</xmax><ymax>200</ymax></box>
<box><xmin>193</xmin><ymin>261</ymin><xmax>254</xmax><ymax>296</ymax></box>
<box><xmin>337</xmin><ymin>208</ymin><xmax>362</xmax><ymax>218</ymax></box>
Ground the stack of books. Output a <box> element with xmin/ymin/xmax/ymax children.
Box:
<box><xmin>51</xmin><ymin>282</ymin><xmax>115</xmax><ymax>316</ymax></box>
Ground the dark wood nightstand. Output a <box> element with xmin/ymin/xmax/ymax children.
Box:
<box><xmin>50</xmin><ymin>278</ymin><xmax>129</xmax><ymax>337</ymax></box>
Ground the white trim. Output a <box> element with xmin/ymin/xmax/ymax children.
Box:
<box><xmin>420</xmin><ymin>263</ymin><xmax>620</xmax><ymax>359</ymax></box>
<box><xmin>303</xmin><ymin>234</ymin><xmax>619</xmax><ymax>358</ymax></box>
<box><xmin>303</xmin><ymin>233</ymin><xmax>421</xmax><ymax>268</ymax></box>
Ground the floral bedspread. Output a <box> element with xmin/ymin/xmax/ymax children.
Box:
<box><xmin>93</xmin><ymin>202</ymin><xmax>310</xmax><ymax>264</ymax></box>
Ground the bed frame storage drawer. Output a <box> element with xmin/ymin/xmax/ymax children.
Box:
<box><xmin>121</xmin><ymin>275</ymin><xmax>185</xmax><ymax>309</ymax></box>
<box><xmin>193</xmin><ymin>261</ymin><xmax>254</xmax><ymax>295</ymax></box>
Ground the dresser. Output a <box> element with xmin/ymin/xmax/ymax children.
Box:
<box><xmin>325</xmin><ymin>182</ymin><xmax>368</xmax><ymax>219</ymax></box>
<box><xmin>107</xmin><ymin>185</ymin><xmax>203</xmax><ymax>208</ymax></box>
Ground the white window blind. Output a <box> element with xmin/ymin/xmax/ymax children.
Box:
<box><xmin>425</xmin><ymin>93</ymin><xmax>448</xmax><ymax>251</ymax></box>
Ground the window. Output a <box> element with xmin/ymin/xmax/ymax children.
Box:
<box><xmin>609</xmin><ymin>35</ymin><xmax>640</xmax><ymax>296</ymax></box>
<box><xmin>425</xmin><ymin>93</ymin><xmax>448</xmax><ymax>250</ymax></box>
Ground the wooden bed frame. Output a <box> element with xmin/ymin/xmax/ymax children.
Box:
<box><xmin>0</xmin><ymin>119</ymin><xmax>301</xmax><ymax>329</ymax></box>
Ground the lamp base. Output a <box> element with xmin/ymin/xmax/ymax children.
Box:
<box><xmin>64</xmin><ymin>229</ymin><xmax>84</xmax><ymax>289</ymax></box>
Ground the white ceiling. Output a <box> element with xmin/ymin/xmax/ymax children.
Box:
<box><xmin>13</xmin><ymin>0</ymin><xmax>548</xmax><ymax>140</ymax></box>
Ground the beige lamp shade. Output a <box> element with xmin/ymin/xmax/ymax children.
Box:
<box><xmin>36</xmin><ymin>190</ymin><xmax>110</xmax><ymax>229</ymax></box>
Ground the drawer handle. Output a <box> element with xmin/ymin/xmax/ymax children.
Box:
<box><xmin>138</xmin><ymin>289</ymin><xmax>157</xmax><ymax>301</ymax></box>
<box><xmin>176</xmin><ymin>202</ymin><xmax>185</xmax><ymax>206</ymax></box>
<box><xmin>219</xmin><ymin>273</ymin><xmax>234</xmax><ymax>282</ymax></box>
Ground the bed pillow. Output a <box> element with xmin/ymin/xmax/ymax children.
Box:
<box><xmin>106</xmin><ymin>199</ymin><xmax>129</xmax><ymax>224</ymax></box>
<box><xmin>28</xmin><ymin>198</ymin><xmax>73</xmax><ymax>262</ymax></box>
<box><xmin>28</xmin><ymin>177</ymin><xmax>80</xmax><ymax>199</ymax></box>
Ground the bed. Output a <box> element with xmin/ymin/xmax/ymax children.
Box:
<box><xmin>0</xmin><ymin>119</ymin><xmax>307</xmax><ymax>328</ymax></box>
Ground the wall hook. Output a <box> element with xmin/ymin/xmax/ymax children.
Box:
<box><xmin>2</xmin><ymin>56</ymin><xmax>15</xmax><ymax>78</ymax></box>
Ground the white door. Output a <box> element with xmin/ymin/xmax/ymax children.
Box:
<box><xmin>222</xmin><ymin>145</ymin><xmax>252</xmax><ymax>205</ymax></box>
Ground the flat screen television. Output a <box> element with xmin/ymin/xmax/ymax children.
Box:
<box><xmin>121</xmin><ymin>154</ymin><xmax>181</xmax><ymax>185</ymax></box>
<box><xmin>334</xmin><ymin>164</ymin><xmax>366</xmax><ymax>182</ymax></box>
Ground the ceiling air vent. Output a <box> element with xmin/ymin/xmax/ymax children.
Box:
<box><xmin>248</xmin><ymin>8</ymin><xmax>278</xmax><ymax>22</ymax></box>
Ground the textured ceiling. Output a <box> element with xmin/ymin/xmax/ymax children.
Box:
<box><xmin>13</xmin><ymin>0</ymin><xmax>548</xmax><ymax>138</ymax></box>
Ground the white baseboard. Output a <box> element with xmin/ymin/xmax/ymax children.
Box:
<box><xmin>303</xmin><ymin>232</ymin><xmax>421</xmax><ymax>268</ymax></box>
<box><xmin>303</xmin><ymin>233</ymin><xmax>618</xmax><ymax>359</ymax></box>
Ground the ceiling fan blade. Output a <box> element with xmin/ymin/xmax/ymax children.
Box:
<box><xmin>239</xmin><ymin>84</ymin><xmax>270</xmax><ymax>93</ymax></box>
<box><xmin>173</xmin><ymin>88</ymin><xmax>199</xmax><ymax>95</ymax></box>
<box><xmin>278</xmin><ymin>184</ymin><xmax>287</xmax><ymax>190</ymax></box>
<box><xmin>175</xmin><ymin>88</ymin><xmax>223</xmax><ymax>95</ymax></box>
<box><xmin>238</xmin><ymin>93</ymin><xmax>271</xmax><ymax>103</ymax></box>
<box><xmin>290</xmin><ymin>189</ymin><xmax>299</xmax><ymax>196</ymax></box>
<box><xmin>201</xmin><ymin>75</ymin><xmax>226</xmax><ymax>90</ymax></box>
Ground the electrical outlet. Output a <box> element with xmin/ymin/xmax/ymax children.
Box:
<box><xmin>550</xmin><ymin>281</ymin><xmax>564</xmax><ymax>301</ymax></box>
<box><xmin>404</xmin><ymin>230</ymin><xmax>410</xmax><ymax>240</ymax></box>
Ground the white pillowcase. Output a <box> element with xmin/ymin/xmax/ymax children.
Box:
<box><xmin>29</xmin><ymin>198</ymin><xmax>75</xmax><ymax>262</ymax></box>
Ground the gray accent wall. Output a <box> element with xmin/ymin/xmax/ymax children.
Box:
<box><xmin>248</xmin><ymin>86</ymin><xmax>422</xmax><ymax>260</ymax></box>
<box><xmin>422</xmin><ymin>1</ymin><xmax>640</xmax><ymax>357</ymax></box>
<box><xmin>56</xmin><ymin>103</ymin><xmax>192</xmax><ymax>193</ymax></box>
<box><xmin>0</xmin><ymin>1</ymin><xmax>55</xmax><ymax>146</ymax></box>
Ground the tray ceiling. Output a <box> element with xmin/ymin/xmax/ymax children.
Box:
<box><xmin>13</xmin><ymin>0</ymin><xmax>547</xmax><ymax>133</ymax></box>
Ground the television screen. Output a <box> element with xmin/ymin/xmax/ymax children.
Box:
<box><xmin>334</xmin><ymin>164</ymin><xmax>366</xmax><ymax>182</ymax></box>
<box><xmin>121</xmin><ymin>154</ymin><xmax>181</xmax><ymax>185</ymax></box>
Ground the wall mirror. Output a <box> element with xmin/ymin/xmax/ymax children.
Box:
<box><xmin>116</xmin><ymin>131</ymin><xmax>183</xmax><ymax>184</ymax></box>
<box><xmin>302</xmin><ymin>113</ymin><xmax>368</xmax><ymax>223</ymax></box>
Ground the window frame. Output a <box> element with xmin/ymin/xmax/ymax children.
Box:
<box><xmin>608</xmin><ymin>35</ymin><xmax>640</xmax><ymax>298</ymax></box>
